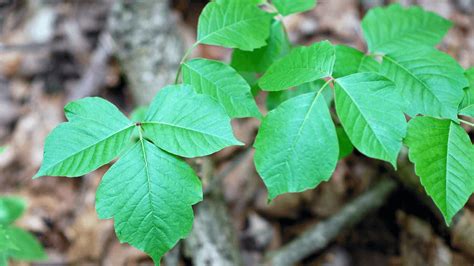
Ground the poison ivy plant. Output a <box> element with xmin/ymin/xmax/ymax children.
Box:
<box><xmin>0</xmin><ymin>197</ymin><xmax>46</xmax><ymax>265</ymax></box>
<box><xmin>34</xmin><ymin>0</ymin><xmax>474</xmax><ymax>263</ymax></box>
<box><xmin>35</xmin><ymin>87</ymin><xmax>241</xmax><ymax>264</ymax></box>
<box><xmin>253</xmin><ymin>2</ymin><xmax>472</xmax><ymax>225</ymax></box>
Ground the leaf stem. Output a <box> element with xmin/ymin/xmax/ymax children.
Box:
<box><xmin>137</xmin><ymin>123</ymin><xmax>144</xmax><ymax>140</ymax></box>
<box><xmin>459</xmin><ymin>118</ymin><xmax>474</xmax><ymax>127</ymax></box>
<box><xmin>174</xmin><ymin>42</ymin><xmax>199</xmax><ymax>84</ymax></box>
<box><xmin>309</xmin><ymin>78</ymin><xmax>333</xmax><ymax>105</ymax></box>
<box><xmin>317</xmin><ymin>78</ymin><xmax>333</xmax><ymax>96</ymax></box>
<box><xmin>262</xmin><ymin>1</ymin><xmax>279</xmax><ymax>14</ymax></box>
<box><xmin>367</xmin><ymin>52</ymin><xmax>385</xmax><ymax>58</ymax></box>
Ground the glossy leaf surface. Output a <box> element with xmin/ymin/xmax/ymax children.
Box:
<box><xmin>259</xmin><ymin>41</ymin><xmax>335</xmax><ymax>91</ymax></box>
<box><xmin>404</xmin><ymin>117</ymin><xmax>474</xmax><ymax>224</ymax></box>
<box><xmin>335</xmin><ymin>73</ymin><xmax>407</xmax><ymax>166</ymax></box>
<box><xmin>254</xmin><ymin>91</ymin><xmax>339</xmax><ymax>200</ymax></box>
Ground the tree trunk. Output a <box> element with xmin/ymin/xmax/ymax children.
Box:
<box><xmin>108</xmin><ymin>0</ymin><xmax>183</xmax><ymax>105</ymax></box>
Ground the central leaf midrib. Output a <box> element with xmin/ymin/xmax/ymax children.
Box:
<box><xmin>138</xmin><ymin>139</ymin><xmax>160</xmax><ymax>239</ymax></box>
<box><xmin>273</xmin><ymin>67</ymin><xmax>327</xmax><ymax>74</ymax></box>
<box><xmin>336</xmin><ymin>81</ymin><xmax>392</xmax><ymax>158</ymax></box>
<box><xmin>384</xmin><ymin>55</ymin><xmax>445</xmax><ymax>107</ymax></box>
<box><xmin>283</xmin><ymin>91</ymin><xmax>323</xmax><ymax>189</ymax></box>
<box><xmin>443</xmin><ymin>123</ymin><xmax>454</xmax><ymax>216</ymax></box>
<box><xmin>142</xmin><ymin>121</ymin><xmax>233</xmax><ymax>142</ymax></box>
<box><xmin>183</xmin><ymin>62</ymin><xmax>245</xmax><ymax>102</ymax></box>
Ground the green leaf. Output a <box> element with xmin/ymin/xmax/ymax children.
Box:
<box><xmin>231</xmin><ymin>20</ymin><xmax>291</xmax><ymax>73</ymax></box>
<box><xmin>129</xmin><ymin>106</ymin><xmax>149</xmax><ymax>142</ymax></box>
<box><xmin>459</xmin><ymin>68</ymin><xmax>474</xmax><ymax>117</ymax></box>
<box><xmin>7</xmin><ymin>226</ymin><xmax>47</xmax><ymax>261</ymax></box>
<box><xmin>64</xmin><ymin>97</ymin><xmax>130</xmax><ymax>124</ymax></box>
<box><xmin>266</xmin><ymin>79</ymin><xmax>328</xmax><ymax>111</ymax></box>
<box><xmin>381</xmin><ymin>48</ymin><xmax>467</xmax><ymax>120</ymax></box>
<box><xmin>34</xmin><ymin>97</ymin><xmax>135</xmax><ymax>178</ymax></box>
<box><xmin>460</xmin><ymin>106</ymin><xmax>474</xmax><ymax>117</ymax></box>
<box><xmin>333</xmin><ymin>45</ymin><xmax>380</xmax><ymax>78</ymax></box>
<box><xmin>239</xmin><ymin>71</ymin><xmax>260</xmax><ymax>96</ymax></box>
<box><xmin>130</xmin><ymin>106</ymin><xmax>148</xmax><ymax>122</ymax></box>
<box><xmin>0</xmin><ymin>253</ymin><xmax>8</xmax><ymax>266</ymax></box>
<box><xmin>254</xmin><ymin>91</ymin><xmax>339</xmax><ymax>200</ymax></box>
<box><xmin>216</xmin><ymin>0</ymin><xmax>265</xmax><ymax>5</ymax></box>
<box><xmin>143</xmin><ymin>85</ymin><xmax>242</xmax><ymax>158</ymax></box>
<box><xmin>336</xmin><ymin>126</ymin><xmax>353</xmax><ymax>160</ymax></box>
<box><xmin>0</xmin><ymin>147</ymin><xmax>4</xmax><ymax>154</ymax></box>
<box><xmin>96</xmin><ymin>140</ymin><xmax>202</xmax><ymax>264</ymax></box>
<box><xmin>335</xmin><ymin>73</ymin><xmax>407</xmax><ymax>166</ymax></box>
<box><xmin>362</xmin><ymin>4</ymin><xmax>452</xmax><ymax>54</ymax></box>
<box><xmin>272</xmin><ymin>0</ymin><xmax>317</xmax><ymax>16</ymax></box>
<box><xmin>404</xmin><ymin>117</ymin><xmax>474</xmax><ymax>225</ymax></box>
<box><xmin>197</xmin><ymin>0</ymin><xmax>273</xmax><ymax>51</ymax></box>
<box><xmin>182</xmin><ymin>58</ymin><xmax>261</xmax><ymax>118</ymax></box>
<box><xmin>0</xmin><ymin>197</ymin><xmax>26</xmax><ymax>225</ymax></box>
<box><xmin>259</xmin><ymin>41</ymin><xmax>335</xmax><ymax>91</ymax></box>
<box><xmin>0</xmin><ymin>225</ymin><xmax>17</xmax><ymax>252</ymax></box>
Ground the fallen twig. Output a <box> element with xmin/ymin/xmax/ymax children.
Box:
<box><xmin>184</xmin><ymin>157</ymin><xmax>242</xmax><ymax>266</ymax></box>
<box><xmin>267</xmin><ymin>178</ymin><xmax>397</xmax><ymax>266</ymax></box>
<box><xmin>67</xmin><ymin>33</ymin><xmax>114</xmax><ymax>101</ymax></box>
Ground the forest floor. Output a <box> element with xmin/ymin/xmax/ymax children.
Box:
<box><xmin>0</xmin><ymin>0</ymin><xmax>473</xmax><ymax>265</ymax></box>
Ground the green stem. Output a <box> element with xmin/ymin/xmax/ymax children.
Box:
<box><xmin>308</xmin><ymin>78</ymin><xmax>333</xmax><ymax>106</ymax></box>
<box><xmin>262</xmin><ymin>1</ymin><xmax>279</xmax><ymax>14</ymax></box>
<box><xmin>174</xmin><ymin>42</ymin><xmax>199</xmax><ymax>84</ymax></box>
<box><xmin>367</xmin><ymin>52</ymin><xmax>385</xmax><ymax>58</ymax></box>
<box><xmin>317</xmin><ymin>78</ymin><xmax>333</xmax><ymax>95</ymax></box>
<box><xmin>137</xmin><ymin>123</ymin><xmax>144</xmax><ymax>140</ymax></box>
<box><xmin>459</xmin><ymin>118</ymin><xmax>474</xmax><ymax>127</ymax></box>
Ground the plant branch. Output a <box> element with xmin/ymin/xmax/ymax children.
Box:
<box><xmin>459</xmin><ymin>118</ymin><xmax>474</xmax><ymax>127</ymax></box>
<box><xmin>266</xmin><ymin>178</ymin><xmax>397</xmax><ymax>266</ymax></box>
<box><xmin>174</xmin><ymin>42</ymin><xmax>199</xmax><ymax>84</ymax></box>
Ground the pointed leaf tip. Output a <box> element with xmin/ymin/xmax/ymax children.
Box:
<box><xmin>404</xmin><ymin>117</ymin><xmax>474</xmax><ymax>224</ymax></box>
